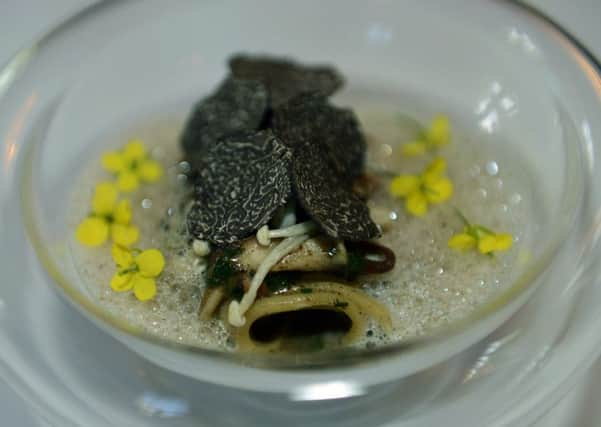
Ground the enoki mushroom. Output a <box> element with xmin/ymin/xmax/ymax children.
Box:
<box><xmin>228</xmin><ymin>234</ymin><xmax>310</xmax><ymax>326</ymax></box>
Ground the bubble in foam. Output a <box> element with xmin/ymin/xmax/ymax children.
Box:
<box><xmin>469</xmin><ymin>164</ymin><xmax>481</xmax><ymax>177</ymax></box>
<box><xmin>485</xmin><ymin>160</ymin><xmax>499</xmax><ymax>176</ymax></box>
<box><xmin>509</xmin><ymin>193</ymin><xmax>522</xmax><ymax>205</ymax></box>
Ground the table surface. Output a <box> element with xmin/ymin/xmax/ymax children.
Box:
<box><xmin>1</xmin><ymin>1</ymin><xmax>600</xmax><ymax>426</ymax></box>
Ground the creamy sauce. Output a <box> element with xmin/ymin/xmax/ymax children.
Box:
<box><xmin>69</xmin><ymin>108</ymin><xmax>531</xmax><ymax>351</ymax></box>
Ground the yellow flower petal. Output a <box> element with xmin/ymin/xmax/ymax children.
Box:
<box><xmin>111</xmin><ymin>223</ymin><xmax>139</xmax><ymax>247</ymax></box>
<box><xmin>137</xmin><ymin>159</ymin><xmax>163</xmax><ymax>183</ymax></box>
<box><xmin>111</xmin><ymin>272</ymin><xmax>134</xmax><ymax>292</ymax></box>
<box><xmin>132</xmin><ymin>276</ymin><xmax>157</xmax><ymax>301</ymax></box>
<box><xmin>113</xmin><ymin>199</ymin><xmax>132</xmax><ymax>225</ymax></box>
<box><xmin>101</xmin><ymin>151</ymin><xmax>126</xmax><ymax>173</ymax></box>
<box><xmin>122</xmin><ymin>139</ymin><xmax>146</xmax><ymax>162</ymax></box>
<box><xmin>426</xmin><ymin>115</ymin><xmax>450</xmax><ymax>147</ymax></box>
<box><xmin>401</xmin><ymin>141</ymin><xmax>427</xmax><ymax>157</ymax></box>
<box><xmin>92</xmin><ymin>182</ymin><xmax>118</xmax><ymax>215</ymax></box>
<box><xmin>448</xmin><ymin>233</ymin><xmax>477</xmax><ymax>251</ymax></box>
<box><xmin>406</xmin><ymin>190</ymin><xmax>428</xmax><ymax>217</ymax></box>
<box><xmin>116</xmin><ymin>171</ymin><xmax>139</xmax><ymax>192</ymax></box>
<box><xmin>111</xmin><ymin>244</ymin><xmax>134</xmax><ymax>268</ymax></box>
<box><xmin>494</xmin><ymin>233</ymin><xmax>513</xmax><ymax>251</ymax></box>
<box><xmin>136</xmin><ymin>249</ymin><xmax>165</xmax><ymax>278</ymax></box>
<box><xmin>389</xmin><ymin>175</ymin><xmax>420</xmax><ymax>197</ymax></box>
<box><xmin>478</xmin><ymin>235</ymin><xmax>498</xmax><ymax>254</ymax></box>
<box><xmin>424</xmin><ymin>176</ymin><xmax>453</xmax><ymax>203</ymax></box>
<box><xmin>423</xmin><ymin>157</ymin><xmax>447</xmax><ymax>179</ymax></box>
<box><xmin>75</xmin><ymin>217</ymin><xmax>109</xmax><ymax>247</ymax></box>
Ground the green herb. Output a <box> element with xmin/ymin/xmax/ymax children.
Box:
<box><xmin>345</xmin><ymin>251</ymin><xmax>366</xmax><ymax>278</ymax></box>
<box><xmin>206</xmin><ymin>247</ymin><xmax>241</xmax><ymax>287</ymax></box>
<box><xmin>222</xmin><ymin>246</ymin><xmax>242</xmax><ymax>258</ymax></box>
<box><xmin>264</xmin><ymin>272</ymin><xmax>293</xmax><ymax>292</ymax></box>
<box><xmin>334</xmin><ymin>300</ymin><xmax>348</xmax><ymax>309</ymax></box>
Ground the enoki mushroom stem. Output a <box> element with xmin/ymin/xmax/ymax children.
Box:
<box><xmin>228</xmin><ymin>234</ymin><xmax>310</xmax><ymax>326</ymax></box>
<box><xmin>256</xmin><ymin>221</ymin><xmax>317</xmax><ymax>246</ymax></box>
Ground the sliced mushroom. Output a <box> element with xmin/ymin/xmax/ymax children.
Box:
<box><xmin>229</xmin><ymin>282</ymin><xmax>392</xmax><ymax>352</ymax></box>
<box><xmin>237</xmin><ymin>236</ymin><xmax>347</xmax><ymax>272</ymax></box>
<box><xmin>198</xmin><ymin>287</ymin><xmax>226</xmax><ymax>320</ymax></box>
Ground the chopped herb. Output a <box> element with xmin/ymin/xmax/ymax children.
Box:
<box><xmin>300</xmin><ymin>287</ymin><xmax>313</xmax><ymax>294</ymax></box>
<box><xmin>222</xmin><ymin>246</ymin><xmax>242</xmax><ymax>259</ymax></box>
<box><xmin>264</xmin><ymin>272</ymin><xmax>293</xmax><ymax>292</ymax></box>
<box><xmin>345</xmin><ymin>250</ymin><xmax>366</xmax><ymax>278</ymax></box>
<box><xmin>206</xmin><ymin>247</ymin><xmax>241</xmax><ymax>287</ymax></box>
<box><xmin>334</xmin><ymin>300</ymin><xmax>348</xmax><ymax>309</ymax></box>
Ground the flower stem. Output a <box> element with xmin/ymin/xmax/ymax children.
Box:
<box><xmin>454</xmin><ymin>207</ymin><xmax>470</xmax><ymax>227</ymax></box>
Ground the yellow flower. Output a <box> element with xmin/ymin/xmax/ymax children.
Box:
<box><xmin>75</xmin><ymin>182</ymin><xmax>139</xmax><ymax>247</ymax></box>
<box><xmin>448</xmin><ymin>233</ymin><xmax>477</xmax><ymax>250</ymax></box>
<box><xmin>389</xmin><ymin>157</ymin><xmax>453</xmax><ymax>216</ymax></box>
<box><xmin>110</xmin><ymin>244</ymin><xmax>165</xmax><ymax>301</ymax></box>
<box><xmin>448</xmin><ymin>212</ymin><xmax>513</xmax><ymax>255</ymax></box>
<box><xmin>101</xmin><ymin>139</ymin><xmax>163</xmax><ymax>192</ymax></box>
<box><xmin>478</xmin><ymin>233</ymin><xmax>513</xmax><ymax>254</ymax></box>
<box><xmin>401</xmin><ymin>115</ymin><xmax>451</xmax><ymax>156</ymax></box>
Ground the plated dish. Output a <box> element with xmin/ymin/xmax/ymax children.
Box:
<box><xmin>69</xmin><ymin>55</ymin><xmax>527</xmax><ymax>353</ymax></box>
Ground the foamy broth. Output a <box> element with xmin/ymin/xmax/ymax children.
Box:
<box><xmin>68</xmin><ymin>104</ymin><xmax>532</xmax><ymax>351</ymax></box>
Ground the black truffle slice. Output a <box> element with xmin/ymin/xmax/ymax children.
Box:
<box><xmin>229</xmin><ymin>54</ymin><xmax>344</xmax><ymax>107</ymax></box>
<box><xmin>187</xmin><ymin>131</ymin><xmax>292</xmax><ymax>246</ymax></box>
<box><xmin>273</xmin><ymin>93</ymin><xmax>366</xmax><ymax>180</ymax></box>
<box><xmin>292</xmin><ymin>140</ymin><xmax>380</xmax><ymax>241</ymax></box>
<box><xmin>180</xmin><ymin>77</ymin><xmax>268</xmax><ymax>155</ymax></box>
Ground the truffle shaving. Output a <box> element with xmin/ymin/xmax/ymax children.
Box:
<box><xmin>229</xmin><ymin>54</ymin><xmax>343</xmax><ymax>107</ymax></box>
<box><xmin>273</xmin><ymin>93</ymin><xmax>365</xmax><ymax>180</ymax></box>
<box><xmin>180</xmin><ymin>77</ymin><xmax>268</xmax><ymax>156</ymax></box>
<box><xmin>187</xmin><ymin>131</ymin><xmax>292</xmax><ymax>245</ymax></box>
<box><xmin>292</xmin><ymin>139</ymin><xmax>380</xmax><ymax>241</ymax></box>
